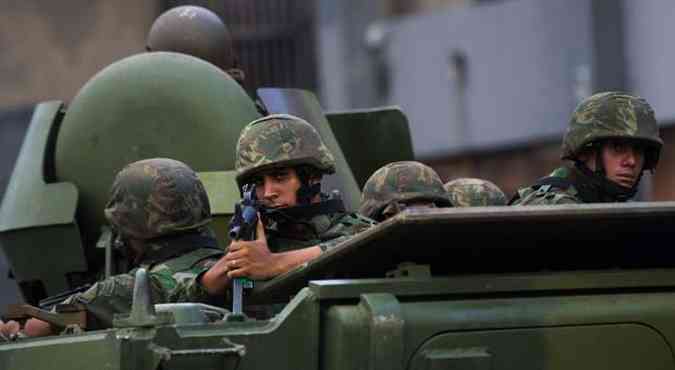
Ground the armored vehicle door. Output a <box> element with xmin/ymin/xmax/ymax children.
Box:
<box><xmin>326</xmin><ymin>107</ymin><xmax>414</xmax><ymax>188</ymax></box>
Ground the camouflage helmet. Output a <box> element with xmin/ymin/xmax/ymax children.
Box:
<box><xmin>235</xmin><ymin>114</ymin><xmax>336</xmax><ymax>186</ymax></box>
<box><xmin>359</xmin><ymin>161</ymin><xmax>451</xmax><ymax>221</ymax></box>
<box><xmin>443</xmin><ymin>178</ymin><xmax>507</xmax><ymax>207</ymax></box>
<box><xmin>146</xmin><ymin>5</ymin><xmax>243</xmax><ymax>81</ymax></box>
<box><xmin>562</xmin><ymin>91</ymin><xmax>662</xmax><ymax>170</ymax></box>
<box><xmin>104</xmin><ymin>158</ymin><xmax>211</xmax><ymax>240</ymax></box>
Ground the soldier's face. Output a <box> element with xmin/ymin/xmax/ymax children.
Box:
<box><xmin>583</xmin><ymin>140</ymin><xmax>645</xmax><ymax>188</ymax></box>
<box><xmin>601</xmin><ymin>141</ymin><xmax>645</xmax><ymax>188</ymax></box>
<box><xmin>254</xmin><ymin>167</ymin><xmax>302</xmax><ymax>208</ymax></box>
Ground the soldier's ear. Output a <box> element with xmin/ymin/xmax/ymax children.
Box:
<box><xmin>576</xmin><ymin>148</ymin><xmax>597</xmax><ymax>171</ymax></box>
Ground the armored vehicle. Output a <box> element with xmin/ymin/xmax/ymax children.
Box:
<box><xmin>2</xmin><ymin>32</ymin><xmax>675</xmax><ymax>370</ymax></box>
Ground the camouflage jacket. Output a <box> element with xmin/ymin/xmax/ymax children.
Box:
<box><xmin>510</xmin><ymin>166</ymin><xmax>585</xmax><ymax>205</ymax></box>
<box><xmin>266</xmin><ymin>211</ymin><xmax>375</xmax><ymax>254</ymax></box>
<box><xmin>62</xmin><ymin>232</ymin><xmax>223</xmax><ymax>329</ymax></box>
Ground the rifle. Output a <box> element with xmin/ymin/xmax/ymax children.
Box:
<box><xmin>227</xmin><ymin>183</ymin><xmax>257</xmax><ymax>316</ymax></box>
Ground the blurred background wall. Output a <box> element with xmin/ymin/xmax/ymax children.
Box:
<box><xmin>0</xmin><ymin>0</ymin><xmax>674</xmax><ymax>303</ymax></box>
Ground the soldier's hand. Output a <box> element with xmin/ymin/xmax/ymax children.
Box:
<box><xmin>0</xmin><ymin>319</ymin><xmax>20</xmax><ymax>340</ymax></box>
<box><xmin>23</xmin><ymin>318</ymin><xmax>53</xmax><ymax>337</ymax></box>
<box><xmin>225</xmin><ymin>219</ymin><xmax>279</xmax><ymax>280</ymax></box>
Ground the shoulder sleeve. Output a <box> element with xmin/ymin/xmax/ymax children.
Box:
<box><xmin>317</xmin><ymin>213</ymin><xmax>376</xmax><ymax>252</ymax></box>
<box><xmin>512</xmin><ymin>185</ymin><xmax>581</xmax><ymax>205</ymax></box>
<box><xmin>150</xmin><ymin>255</ymin><xmax>222</xmax><ymax>304</ymax></box>
<box><xmin>60</xmin><ymin>273</ymin><xmax>157</xmax><ymax>329</ymax></box>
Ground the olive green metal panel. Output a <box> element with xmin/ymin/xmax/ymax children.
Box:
<box><xmin>0</xmin><ymin>102</ymin><xmax>77</xmax><ymax>231</ymax></box>
<box><xmin>198</xmin><ymin>170</ymin><xmax>239</xmax><ymax>248</ymax></box>
<box><xmin>252</xmin><ymin>202</ymin><xmax>675</xmax><ymax>301</ymax></box>
<box><xmin>326</xmin><ymin>107</ymin><xmax>414</xmax><ymax>188</ymax></box>
<box><xmin>0</xmin><ymin>332</ymin><xmax>121</xmax><ymax>370</ymax></box>
<box><xmin>0</xmin><ymin>101</ymin><xmax>86</xmax><ymax>297</ymax></box>
<box><xmin>54</xmin><ymin>52</ymin><xmax>261</xmax><ymax>243</ymax></box>
<box><xmin>257</xmin><ymin>88</ymin><xmax>361</xmax><ymax>212</ymax></box>
<box><xmin>408</xmin><ymin>325</ymin><xmax>672</xmax><ymax>370</ymax></box>
<box><xmin>156</xmin><ymin>288</ymin><xmax>321</xmax><ymax>370</ymax></box>
<box><xmin>320</xmin><ymin>282</ymin><xmax>675</xmax><ymax>370</ymax></box>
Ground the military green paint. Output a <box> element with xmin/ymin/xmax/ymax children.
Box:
<box><xmin>409</xmin><ymin>325</ymin><xmax>671</xmax><ymax>370</ymax></box>
<box><xmin>54</xmin><ymin>52</ymin><xmax>260</xmax><ymax>243</ymax></box>
<box><xmin>0</xmin><ymin>101</ymin><xmax>86</xmax><ymax>296</ymax></box>
<box><xmin>360</xmin><ymin>293</ymin><xmax>404</xmax><ymax>370</ymax></box>
<box><xmin>197</xmin><ymin>170</ymin><xmax>239</xmax><ymax>248</ymax></box>
<box><xmin>197</xmin><ymin>171</ymin><xmax>240</xmax><ymax>216</ymax></box>
<box><xmin>250</xmin><ymin>202</ymin><xmax>675</xmax><ymax>302</ymax></box>
<box><xmin>326</xmin><ymin>107</ymin><xmax>414</xmax><ymax>188</ymax></box>
<box><xmin>0</xmin><ymin>102</ymin><xmax>77</xmax><ymax>231</ymax></box>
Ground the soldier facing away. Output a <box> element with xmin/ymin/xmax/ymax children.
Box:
<box><xmin>1</xmin><ymin>158</ymin><xmax>225</xmax><ymax>337</ymax></box>
<box><xmin>359</xmin><ymin>161</ymin><xmax>452</xmax><ymax>221</ymax></box>
<box><xmin>444</xmin><ymin>178</ymin><xmax>507</xmax><ymax>207</ymax></box>
<box><xmin>510</xmin><ymin>92</ymin><xmax>663</xmax><ymax>205</ymax></box>
<box><xmin>200</xmin><ymin>114</ymin><xmax>374</xmax><ymax>295</ymax></box>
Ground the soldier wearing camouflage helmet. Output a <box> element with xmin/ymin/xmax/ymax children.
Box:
<box><xmin>511</xmin><ymin>91</ymin><xmax>662</xmax><ymax>205</ymax></box>
<box><xmin>6</xmin><ymin>158</ymin><xmax>225</xmax><ymax>337</ymax></box>
<box><xmin>359</xmin><ymin>161</ymin><xmax>452</xmax><ymax>221</ymax></box>
<box><xmin>201</xmin><ymin>114</ymin><xmax>374</xmax><ymax>292</ymax></box>
<box><xmin>146</xmin><ymin>5</ymin><xmax>245</xmax><ymax>85</ymax></box>
<box><xmin>444</xmin><ymin>178</ymin><xmax>507</xmax><ymax>207</ymax></box>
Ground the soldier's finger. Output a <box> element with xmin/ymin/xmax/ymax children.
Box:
<box><xmin>256</xmin><ymin>216</ymin><xmax>266</xmax><ymax>240</ymax></box>
<box><xmin>228</xmin><ymin>240</ymin><xmax>242</xmax><ymax>251</ymax></box>
<box><xmin>227</xmin><ymin>267</ymin><xmax>246</xmax><ymax>279</ymax></box>
<box><xmin>224</xmin><ymin>249</ymin><xmax>246</xmax><ymax>261</ymax></box>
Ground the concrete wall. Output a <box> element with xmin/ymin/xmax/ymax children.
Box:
<box><xmin>0</xmin><ymin>1</ymin><xmax>159</xmax><ymax>109</ymax></box>
<box><xmin>385</xmin><ymin>0</ymin><xmax>594</xmax><ymax>158</ymax></box>
<box><xmin>623</xmin><ymin>0</ymin><xmax>675</xmax><ymax>123</ymax></box>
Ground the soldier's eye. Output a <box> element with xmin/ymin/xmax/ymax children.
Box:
<box><xmin>611</xmin><ymin>142</ymin><xmax>630</xmax><ymax>153</ymax></box>
<box><xmin>271</xmin><ymin>170</ymin><xmax>290</xmax><ymax>181</ymax></box>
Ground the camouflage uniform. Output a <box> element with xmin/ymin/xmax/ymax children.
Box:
<box><xmin>62</xmin><ymin>158</ymin><xmax>223</xmax><ymax>329</ymax></box>
<box><xmin>236</xmin><ymin>114</ymin><xmax>374</xmax><ymax>255</ymax></box>
<box><xmin>360</xmin><ymin>161</ymin><xmax>451</xmax><ymax>221</ymax></box>
<box><xmin>444</xmin><ymin>178</ymin><xmax>507</xmax><ymax>207</ymax></box>
<box><xmin>511</xmin><ymin>92</ymin><xmax>662</xmax><ymax>205</ymax></box>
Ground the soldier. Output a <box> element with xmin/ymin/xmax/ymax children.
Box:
<box><xmin>359</xmin><ymin>161</ymin><xmax>452</xmax><ymax>221</ymax></box>
<box><xmin>510</xmin><ymin>92</ymin><xmax>662</xmax><ymax>205</ymax></box>
<box><xmin>1</xmin><ymin>158</ymin><xmax>224</xmax><ymax>337</ymax></box>
<box><xmin>444</xmin><ymin>178</ymin><xmax>507</xmax><ymax>207</ymax></box>
<box><xmin>146</xmin><ymin>5</ymin><xmax>246</xmax><ymax>85</ymax></box>
<box><xmin>200</xmin><ymin>114</ymin><xmax>374</xmax><ymax>294</ymax></box>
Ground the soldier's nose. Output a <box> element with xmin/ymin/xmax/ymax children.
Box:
<box><xmin>262</xmin><ymin>179</ymin><xmax>278</xmax><ymax>199</ymax></box>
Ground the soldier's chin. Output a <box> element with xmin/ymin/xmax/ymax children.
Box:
<box><xmin>612</xmin><ymin>176</ymin><xmax>635</xmax><ymax>188</ymax></box>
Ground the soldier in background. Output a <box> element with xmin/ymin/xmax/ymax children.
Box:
<box><xmin>444</xmin><ymin>178</ymin><xmax>507</xmax><ymax>207</ymax></box>
<box><xmin>146</xmin><ymin>5</ymin><xmax>246</xmax><ymax>85</ymax></box>
<box><xmin>359</xmin><ymin>161</ymin><xmax>452</xmax><ymax>221</ymax></box>
<box><xmin>510</xmin><ymin>92</ymin><xmax>663</xmax><ymax>205</ymax></box>
<box><xmin>1</xmin><ymin>158</ymin><xmax>225</xmax><ymax>337</ymax></box>
<box><xmin>200</xmin><ymin>114</ymin><xmax>374</xmax><ymax>294</ymax></box>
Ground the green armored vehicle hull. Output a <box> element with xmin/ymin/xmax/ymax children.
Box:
<box><xmin>2</xmin><ymin>203</ymin><xmax>675</xmax><ymax>370</ymax></box>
